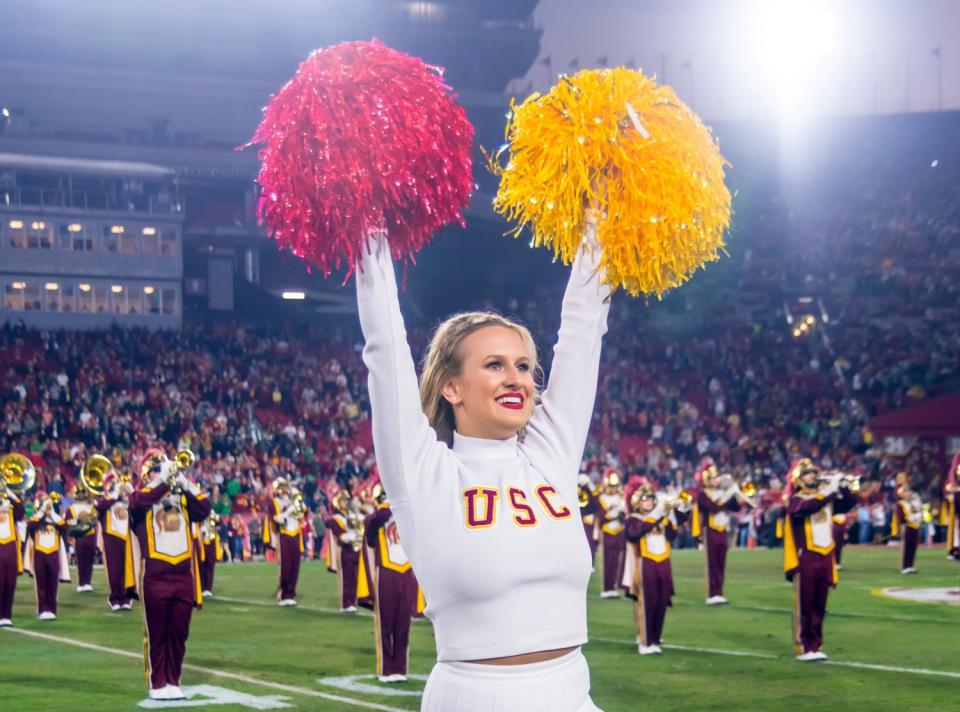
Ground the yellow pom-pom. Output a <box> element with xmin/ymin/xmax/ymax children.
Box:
<box><xmin>489</xmin><ymin>68</ymin><xmax>731</xmax><ymax>297</ymax></box>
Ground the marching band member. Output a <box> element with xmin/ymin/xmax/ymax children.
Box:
<box><xmin>623</xmin><ymin>482</ymin><xmax>689</xmax><ymax>655</ymax></box>
<box><xmin>96</xmin><ymin>470</ymin><xmax>136</xmax><ymax>611</ymax></box>
<box><xmin>0</xmin><ymin>482</ymin><xmax>25</xmax><ymax>626</ymax></box>
<box><xmin>263</xmin><ymin>477</ymin><xmax>303</xmax><ymax>606</ymax></box>
<box><xmin>831</xmin><ymin>512</ymin><xmax>849</xmax><ymax>571</ymax></box>
<box><xmin>67</xmin><ymin>483</ymin><xmax>98</xmax><ymax>592</ymax></box>
<box><xmin>326</xmin><ymin>488</ymin><xmax>362</xmax><ymax>612</ymax></box>
<box><xmin>199</xmin><ymin>512</ymin><xmax>222</xmax><ymax>597</ymax></box>
<box><xmin>946</xmin><ymin>454</ymin><xmax>959</xmax><ymax>561</ymax></box>
<box><xmin>357</xmin><ymin>228</ymin><xmax>608</xmax><ymax>710</ymax></box>
<box><xmin>363</xmin><ymin>482</ymin><xmax>424</xmax><ymax>682</ymax></box>
<box><xmin>24</xmin><ymin>492</ymin><xmax>71</xmax><ymax>620</ymax></box>
<box><xmin>129</xmin><ymin>451</ymin><xmax>211</xmax><ymax>701</ymax></box>
<box><xmin>597</xmin><ymin>469</ymin><xmax>626</xmax><ymax>598</ymax></box>
<box><xmin>578</xmin><ymin>474</ymin><xmax>601</xmax><ymax>567</ymax></box>
<box><xmin>892</xmin><ymin>473</ymin><xmax>922</xmax><ymax>574</ymax></box>
<box><xmin>783</xmin><ymin>459</ymin><xmax>856</xmax><ymax>662</ymax></box>
<box><xmin>691</xmin><ymin>459</ymin><xmax>739</xmax><ymax>605</ymax></box>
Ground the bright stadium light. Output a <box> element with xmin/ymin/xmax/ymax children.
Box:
<box><xmin>751</xmin><ymin>0</ymin><xmax>836</xmax><ymax>119</ymax></box>
<box><xmin>281</xmin><ymin>291</ymin><xmax>306</xmax><ymax>300</ymax></box>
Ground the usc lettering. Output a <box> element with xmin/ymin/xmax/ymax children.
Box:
<box><xmin>462</xmin><ymin>483</ymin><xmax>574</xmax><ymax>531</ymax></box>
<box><xmin>508</xmin><ymin>487</ymin><xmax>537</xmax><ymax>527</ymax></box>
<box><xmin>535</xmin><ymin>485</ymin><xmax>573</xmax><ymax>520</ymax></box>
<box><xmin>463</xmin><ymin>487</ymin><xmax>500</xmax><ymax>529</ymax></box>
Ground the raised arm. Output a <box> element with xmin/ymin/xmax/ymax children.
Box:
<box><xmin>356</xmin><ymin>234</ymin><xmax>449</xmax><ymax>503</ymax></box>
<box><xmin>524</xmin><ymin>230</ymin><xmax>611</xmax><ymax>480</ymax></box>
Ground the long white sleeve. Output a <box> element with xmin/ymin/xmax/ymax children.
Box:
<box><xmin>356</xmin><ymin>235</ymin><xmax>449</xmax><ymax>505</ymax></box>
<box><xmin>523</xmin><ymin>238</ymin><xmax>611</xmax><ymax>483</ymax></box>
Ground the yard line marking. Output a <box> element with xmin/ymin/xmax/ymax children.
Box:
<box><xmin>726</xmin><ymin>603</ymin><xmax>948</xmax><ymax>625</ymax></box>
<box><xmin>591</xmin><ymin>636</ymin><xmax>775</xmax><ymax>659</ymax></box>
<box><xmin>212</xmin><ymin>595</ymin><xmax>372</xmax><ymax>617</ymax></box>
<box><xmin>2</xmin><ymin>628</ymin><xmax>406</xmax><ymax>711</ymax></box>
<box><xmin>590</xmin><ymin>636</ymin><xmax>960</xmax><ymax>677</ymax></box>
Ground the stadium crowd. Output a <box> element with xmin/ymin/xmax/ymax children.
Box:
<box><xmin>2</xmin><ymin>117</ymin><xmax>958</xmax><ymax>555</ymax></box>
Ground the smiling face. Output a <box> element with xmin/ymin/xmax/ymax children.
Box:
<box><xmin>441</xmin><ymin>325</ymin><xmax>536</xmax><ymax>441</ymax></box>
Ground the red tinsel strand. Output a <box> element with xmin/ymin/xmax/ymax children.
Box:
<box><xmin>248</xmin><ymin>39</ymin><xmax>475</xmax><ymax>274</ymax></box>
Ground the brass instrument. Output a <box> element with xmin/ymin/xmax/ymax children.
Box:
<box><xmin>176</xmin><ymin>449</ymin><xmax>195</xmax><ymax>470</ymax></box>
<box><xmin>735</xmin><ymin>480</ymin><xmax>759</xmax><ymax>508</ymax></box>
<box><xmin>660</xmin><ymin>489</ymin><xmax>694</xmax><ymax>513</ymax></box>
<box><xmin>201</xmin><ymin>513</ymin><xmax>221</xmax><ymax>544</ymax></box>
<box><xmin>346</xmin><ymin>505</ymin><xmax>364</xmax><ymax>553</ymax></box>
<box><xmin>292</xmin><ymin>490</ymin><xmax>308</xmax><ymax>520</ymax></box>
<box><xmin>80</xmin><ymin>454</ymin><xmax>113</xmax><ymax>497</ymax></box>
<box><xmin>818</xmin><ymin>472</ymin><xmax>861</xmax><ymax>493</ymax></box>
<box><xmin>69</xmin><ymin>508</ymin><xmax>98</xmax><ymax>537</ymax></box>
<box><xmin>1</xmin><ymin>452</ymin><xmax>36</xmax><ymax>499</ymax></box>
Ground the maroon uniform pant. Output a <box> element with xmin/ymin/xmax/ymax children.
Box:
<box><xmin>201</xmin><ymin>541</ymin><xmax>217</xmax><ymax>593</ymax></box>
<box><xmin>337</xmin><ymin>545</ymin><xmax>360</xmax><ymax>608</ymax></box>
<box><xmin>636</xmin><ymin>557</ymin><xmax>673</xmax><ymax>646</ymax></box>
<box><xmin>793</xmin><ymin>551</ymin><xmax>834</xmax><ymax>654</ymax></box>
<box><xmin>278</xmin><ymin>533</ymin><xmax>301</xmax><ymax>601</ymax></box>
<box><xmin>375</xmin><ymin>568</ymin><xmax>418</xmax><ymax>676</ymax></box>
<box><xmin>583</xmin><ymin>522</ymin><xmax>598</xmax><ymax>566</ymax></box>
<box><xmin>601</xmin><ymin>532</ymin><xmax>625</xmax><ymax>592</ymax></box>
<box><xmin>33</xmin><ymin>550</ymin><xmax>61</xmax><ymax>615</ymax></box>
<box><xmin>0</xmin><ymin>542</ymin><xmax>19</xmax><ymax>619</ymax></box>
<box><xmin>103</xmin><ymin>534</ymin><xmax>133</xmax><ymax>606</ymax></box>
<box><xmin>75</xmin><ymin>534</ymin><xmax>97</xmax><ymax>587</ymax></box>
<box><xmin>704</xmin><ymin>528</ymin><xmax>728</xmax><ymax>597</ymax></box>
<box><xmin>142</xmin><ymin>570</ymin><xmax>195</xmax><ymax>690</ymax></box>
<box><xmin>901</xmin><ymin>527</ymin><xmax>919</xmax><ymax>570</ymax></box>
<box><xmin>832</xmin><ymin>524</ymin><xmax>846</xmax><ymax>566</ymax></box>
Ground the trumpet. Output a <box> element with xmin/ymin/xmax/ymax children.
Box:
<box><xmin>658</xmin><ymin>490</ymin><xmax>694</xmax><ymax>513</ymax></box>
<box><xmin>818</xmin><ymin>472</ymin><xmax>861</xmax><ymax>493</ymax></box>
<box><xmin>292</xmin><ymin>490</ymin><xmax>308</xmax><ymax>520</ymax></box>
<box><xmin>735</xmin><ymin>480</ymin><xmax>759</xmax><ymax>508</ymax></box>
<box><xmin>165</xmin><ymin>449</ymin><xmax>197</xmax><ymax>493</ymax></box>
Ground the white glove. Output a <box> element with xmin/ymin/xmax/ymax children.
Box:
<box><xmin>281</xmin><ymin>506</ymin><xmax>297</xmax><ymax>519</ymax></box>
<box><xmin>821</xmin><ymin>478</ymin><xmax>840</xmax><ymax>496</ymax></box>
<box><xmin>160</xmin><ymin>460</ymin><xmax>177</xmax><ymax>480</ymax></box>
<box><xmin>122</xmin><ymin>482</ymin><xmax>135</xmax><ymax>495</ymax></box>
<box><xmin>340</xmin><ymin>531</ymin><xmax>357</xmax><ymax>544</ymax></box>
<box><xmin>0</xmin><ymin>499</ymin><xmax>9</xmax><ymax>512</ymax></box>
<box><xmin>648</xmin><ymin>504</ymin><xmax>666</xmax><ymax>521</ymax></box>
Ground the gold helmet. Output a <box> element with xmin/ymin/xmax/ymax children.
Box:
<box><xmin>790</xmin><ymin>458</ymin><xmax>818</xmax><ymax>485</ymax></box>
<box><xmin>601</xmin><ymin>470</ymin><xmax>622</xmax><ymax>494</ymax></box>
<box><xmin>273</xmin><ymin>477</ymin><xmax>291</xmax><ymax>496</ymax></box>
<box><xmin>628</xmin><ymin>484</ymin><xmax>655</xmax><ymax>511</ymax></box>
<box><xmin>371</xmin><ymin>482</ymin><xmax>386</xmax><ymax>505</ymax></box>
<box><xmin>332</xmin><ymin>488</ymin><xmax>350</xmax><ymax>514</ymax></box>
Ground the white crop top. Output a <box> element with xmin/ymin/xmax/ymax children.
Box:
<box><xmin>357</xmin><ymin>234</ymin><xmax>610</xmax><ymax>662</ymax></box>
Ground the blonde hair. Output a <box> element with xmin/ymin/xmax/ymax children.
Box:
<box><xmin>419</xmin><ymin>312</ymin><xmax>542</xmax><ymax>446</ymax></box>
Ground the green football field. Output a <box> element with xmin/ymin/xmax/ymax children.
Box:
<box><xmin>1</xmin><ymin>546</ymin><xmax>957</xmax><ymax>711</ymax></box>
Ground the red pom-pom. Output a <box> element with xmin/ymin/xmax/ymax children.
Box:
<box><xmin>248</xmin><ymin>39</ymin><xmax>474</xmax><ymax>274</ymax></box>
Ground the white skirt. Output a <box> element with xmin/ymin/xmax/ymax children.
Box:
<box><xmin>421</xmin><ymin>648</ymin><xmax>602</xmax><ymax>712</ymax></box>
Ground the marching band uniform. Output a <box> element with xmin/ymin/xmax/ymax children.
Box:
<box><xmin>892</xmin><ymin>474</ymin><xmax>922</xmax><ymax>574</ymax></box>
<box><xmin>783</xmin><ymin>460</ymin><xmax>856</xmax><ymax>661</ymax></box>
<box><xmin>0</xmin><ymin>490</ymin><xmax>25</xmax><ymax>626</ymax></box>
<box><xmin>945</xmin><ymin>454</ymin><xmax>959</xmax><ymax>561</ymax></box>
<box><xmin>363</xmin><ymin>499</ymin><xmax>425</xmax><ymax>682</ymax></box>
<box><xmin>623</xmin><ymin>485</ymin><xmax>688</xmax><ymax>655</ymax></box>
<box><xmin>129</xmin><ymin>462</ymin><xmax>210</xmax><ymax>701</ymax></box>
<box><xmin>67</xmin><ymin>490</ymin><xmax>98</xmax><ymax>592</ymax></box>
<box><xmin>96</xmin><ymin>475</ymin><xmax>136</xmax><ymax>610</ymax></box>
<box><xmin>831</xmin><ymin>513</ymin><xmax>848</xmax><ymax>570</ymax></box>
<box><xmin>691</xmin><ymin>460</ymin><xmax>738</xmax><ymax>605</ymax></box>
<box><xmin>264</xmin><ymin>479</ymin><xmax>303</xmax><ymax>606</ymax></box>
<box><xmin>598</xmin><ymin>471</ymin><xmax>626</xmax><ymax>598</ymax></box>
<box><xmin>199</xmin><ymin>514</ymin><xmax>222</xmax><ymax>597</ymax></box>
<box><xmin>24</xmin><ymin>495</ymin><xmax>71</xmax><ymax>619</ymax></box>
<box><xmin>578</xmin><ymin>475</ymin><xmax>600</xmax><ymax>567</ymax></box>
<box><xmin>326</xmin><ymin>494</ymin><xmax>362</xmax><ymax>612</ymax></box>
<box><xmin>357</xmin><ymin>234</ymin><xmax>607</xmax><ymax>710</ymax></box>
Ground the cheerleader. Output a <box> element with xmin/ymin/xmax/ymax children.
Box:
<box><xmin>357</xmin><ymin>227</ymin><xmax>608</xmax><ymax>711</ymax></box>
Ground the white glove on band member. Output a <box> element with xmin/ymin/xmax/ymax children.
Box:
<box><xmin>341</xmin><ymin>531</ymin><xmax>357</xmax><ymax>544</ymax></box>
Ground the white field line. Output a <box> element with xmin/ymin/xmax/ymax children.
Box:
<box><xmin>590</xmin><ymin>636</ymin><xmax>960</xmax><ymax>678</ymax></box>
<box><xmin>212</xmin><ymin>595</ymin><xmax>372</xmax><ymax>617</ymax></box>
<box><xmin>2</xmin><ymin>627</ymin><xmax>406</xmax><ymax>711</ymax></box>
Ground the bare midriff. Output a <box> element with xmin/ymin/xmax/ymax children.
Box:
<box><xmin>467</xmin><ymin>645</ymin><xmax>578</xmax><ymax>666</ymax></box>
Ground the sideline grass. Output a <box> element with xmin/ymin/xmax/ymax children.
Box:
<box><xmin>1</xmin><ymin>546</ymin><xmax>957</xmax><ymax>710</ymax></box>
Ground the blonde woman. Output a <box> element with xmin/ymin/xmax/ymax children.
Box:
<box><xmin>357</xmin><ymin>223</ymin><xmax>609</xmax><ymax>712</ymax></box>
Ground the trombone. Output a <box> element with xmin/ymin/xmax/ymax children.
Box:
<box><xmin>818</xmin><ymin>472</ymin><xmax>862</xmax><ymax>493</ymax></box>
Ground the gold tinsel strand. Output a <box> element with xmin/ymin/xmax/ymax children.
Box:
<box><xmin>490</xmin><ymin>68</ymin><xmax>731</xmax><ymax>297</ymax></box>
